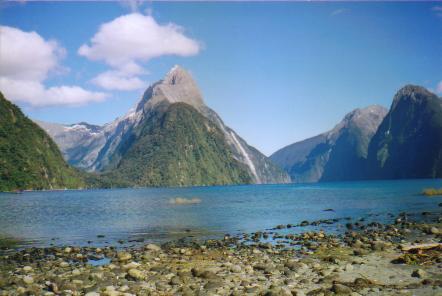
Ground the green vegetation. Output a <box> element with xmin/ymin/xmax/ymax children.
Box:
<box><xmin>422</xmin><ymin>188</ymin><xmax>442</xmax><ymax>196</ymax></box>
<box><xmin>106</xmin><ymin>102</ymin><xmax>252</xmax><ymax>187</ymax></box>
<box><xmin>0</xmin><ymin>92</ymin><xmax>86</xmax><ymax>191</ymax></box>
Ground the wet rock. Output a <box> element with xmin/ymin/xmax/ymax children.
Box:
<box><xmin>45</xmin><ymin>281</ymin><xmax>59</xmax><ymax>294</ymax></box>
<box><xmin>300</xmin><ymin>221</ymin><xmax>309</xmax><ymax>227</ymax></box>
<box><xmin>411</xmin><ymin>269</ymin><xmax>426</xmax><ymax>278</ymax></box>
<box><xmin>145</xmin><ymin>244</ymin><xmax>161</xmax><ymax>252</ymax></box>
<box><xmin>117</xmin><ymin>251</ymin><xmax>132</xmax><ymax>262</ymax></box>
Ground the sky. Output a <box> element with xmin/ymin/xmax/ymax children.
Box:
<box><xmin>1</xmin><ymin>1</ymin><xmax>441</xmax><ymax>156</ymax></box>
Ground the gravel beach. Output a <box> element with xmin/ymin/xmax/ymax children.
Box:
<box><xmin>1</xmin><ymin>211</ymin><xmax>441</xmax><ymax>296</ymax></box>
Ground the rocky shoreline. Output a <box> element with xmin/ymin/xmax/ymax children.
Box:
<box><xmin>1</xmin><ymin>211</ymin><xmax>441</xmax><ymax>296</ymax></box>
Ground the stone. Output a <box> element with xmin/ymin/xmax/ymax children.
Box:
<box><xmin>145</xmin><ymin>244</ymin><xmax>161</xmax><ymax>252</ymax></box>
<box><xmin>127</xmin><ymin>269</ymin><xmax>144</xmax><ymax>280</ymax></box>
<box><xmin>411</xmin><ymin>269</ymin><xmax>426</xmax><ymax>278</ymax></box>
<box><xmin>300</xmin><ymin>221</ymin><xmax>309</xmax><ymax>226</ymax></box>
<box><xmin>332</xmin><ymin>283</ymin><xmax>353</xmax><ymax>294</ymax></box>
<box><xmin>429</xmin><ymin>227</ymin><xmax>439</xmax><ymax>234</ymax></box>
<box><xmin>23</xmin><ymin>275</ymin><xmax>34</xmax><ymax>285</ymax></box>
<box><xmin>117</xmin><ymin>252</ymin><xmax>132</xmax><ymax>262</ymax></box>
<box><xmin>230</xmin><ymin>265</ymin><xmax>242</xmax><ymax>273</ymax></box>
<box><xmin>353</xmin><ymin>248</ymin><xmax>369</xmax><ymax>256</ymax></box>
<box><xmin>169</xmin><ymin>276</ymin><xmax>181</xmax><ymax>285</ymax></box>
<box><xmin>22</xmin><ymin>266</ymin><xmax>33</xmax><ymax>272</ymax></box>
<box><xmin>122</xmin><ymin>261</ymin><xmax>140</xmax><ymax>270</ymax></box>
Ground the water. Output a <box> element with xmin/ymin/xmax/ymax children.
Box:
<box><xmin>0</xmin><ymin>179</ymin><xmax>441</xmax><ymax>249</ymax></box>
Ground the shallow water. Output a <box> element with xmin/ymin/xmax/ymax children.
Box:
<box><xmin>0</xmin><ymin>179</ymin><xmax>441</xmax><ymax>249</ymax></box>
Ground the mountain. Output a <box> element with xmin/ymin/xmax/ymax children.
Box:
<box><xmin>366</xmin><ymin>85</ymin><xmax>442</xmax><ymax>179</ymax></box>
<box><xmin>0</xmin><ymin>92</ymin><xmax>85</xmax><ymax>191</ymax></box>
<box><xmin>106</xmin><ymin>103</ymin><xmax>252</xmax><ymax>186</ymax></box>
<box><xmin>38</xmin><ymin>66</ymin><xmax>290</xmax><ymax>186</ymax></box>
<box><xmin>270</xmin><ymin>105</ymin><xmax>388</xmax><ymax>183</ymax></box>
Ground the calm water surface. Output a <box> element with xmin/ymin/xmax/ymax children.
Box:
<box><xmin>0</xmin><ymin>179</ymin><xmax>441</xmax><ymax>249</ymax></box>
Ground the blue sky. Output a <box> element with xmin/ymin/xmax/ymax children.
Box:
<box><xmin>1</xmin><ymin>1</ymin><xmax>441</xmax><ymax>155</ymax></box>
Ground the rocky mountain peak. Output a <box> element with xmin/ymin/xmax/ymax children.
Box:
<box><xmin>327</xmin><ymin>105</ymin><xmax>387</xmax><ymax>141</ymax></box>
<box><xmin>137</xmin><ymin>65</ymin><xmax>205</xmax><ymax>112</ymax></box>
<box><xmin>392</xmin><ymin>84</ymin><xmax>437</xmax><ymax>110</ymax></box>
<box><xmin>164</xmin><ymin>65</ymin><xmax>193</xmax><ymax>85</ymax></box>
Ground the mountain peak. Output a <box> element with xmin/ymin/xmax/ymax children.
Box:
<box><xmin>392</xmin><ymin>85</ymin><xmax>437</xmax><ymax>109</ymax></box>
<box><xmin>164</xmin><ymin>65</ymin><xmax>190</xmax><ymax>84</ymax></box>
<box><xmin>327</xmin><ymin>105</ymin><xmax>388</xmax><ymax>140</ymax></box>
<box><xmin>137</xmin><ymin>65</ymin><xmax>205</xmax><ymax>112</ymax></box>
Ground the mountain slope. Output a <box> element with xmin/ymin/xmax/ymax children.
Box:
<box><xmin>0</xmin><ymin>92</ymin><xmax>85</xmax><ymax>191</ymax></box>
<box><xmin>38</xmin><ymin>66</ymin><xmax>290</xmax><ymax>186</ymax></box>
<box><xmin>366</xmin><ymin>85</ymin><xmax>442</xmax><ymax>179</ymax></box>
<box><xmin>107</xmin><ymin>102</ymin><xmax>252</xmax><ymax>186</ymax></box>
<box><xmin>271</xmin><ymin>105</ymin><xmax>387</xmax><ymax>183</ymax></box>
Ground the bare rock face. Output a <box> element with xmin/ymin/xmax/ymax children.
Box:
<box><xmin>137</xmin><ymin>65</ymin><xmax>205</xmax><ymax>113</ymax></box>
<box><xmin>37</xmin><ymin>65</ymin><xmax>290</xmax><ymax>185</ymax></box>
<box><xmin>271</xmin><ymin>105</ymin><xmax>388</xmax><ymax>183</ymax></box>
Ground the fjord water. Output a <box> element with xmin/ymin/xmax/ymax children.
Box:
<box><xmin>0</xmin><ymin>179</ymin><xmax>441</xmax><ymax>249</ymax></box>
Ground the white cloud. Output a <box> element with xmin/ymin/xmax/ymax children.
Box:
<box><xmin>0</xmin><ymin>26</ymin><xmax>64</xmax><ymax>81</ymax></box>
<box><xmin>79</xmin><ymin>13</ymin><xmax>200</xmax><ymax>91</ymax></box>
<box><xmin>0</xmin><ymin>78</ymin><xmax>107</xmax><ymax>107</ymax></box>
<box><xmin>0</xmin><ymin>26</ymin><xmax>108</xmax><ymax>107</ymax></box>
<box><xmin>436</xmin><ymin>81</ymin><xmax>442</xmax><ymax>95</ymax></box>
<box><xmin>91</xmin><ymin>70</ymin><xmax>147</xmax><ymax>91</ymax></box>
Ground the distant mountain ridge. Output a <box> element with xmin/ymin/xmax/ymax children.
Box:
<box><xmin>271</xmin><ymin>105</ymin><xmax>388</xmax><ymax>183</ymax></box>
<box><xmin>0</xmin><ymin>92</ymin><xmax>85</xmax><ymax>191</ymax></box>
<box><xmin>38</xmin><ymin>66</ymin><xmax>290</xmax><ymax>186</ymax></box>
<box><xmin>271</xmin><ymin>85</ymin><xmax>442</xmax><ymax>183</ymax></box>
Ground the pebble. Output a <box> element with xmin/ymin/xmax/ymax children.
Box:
<box><xmin>127</xmin><ymin>268</ymin><xmax>144</xmax><ymax>280</ymax></box>
<box><xmin>411</xmin><ymin>269</ymin><xmax>426</xmax><ymax>278</ymax></box>
<box><xmin>117</xmin><ymin>252</ymin><xmax>132</xmax><ymax>262</ymax></box>
<box><xmin>145</xmin><ymin>244</ymin><xmax>161</xmax><ymax>252</ymax></box>
<box><xmin>22</xmin><ymin>266</ymin><xmax>33</xmax><ymax>272</ymax></box>
<box><xmin>23</xmin><ymin>275</ymin><xmax>34</xmax><ymax>285</ymax></box>
<box><xmin>332</xmin><ymin>283</ymin><xmax>353</xmax><ymax>294</ymax></box>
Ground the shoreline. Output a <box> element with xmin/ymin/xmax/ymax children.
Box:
<box><xmin>1</xmin><ymin>211</ymin><xmax>441</xmax><ymax>295</ymax></box>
